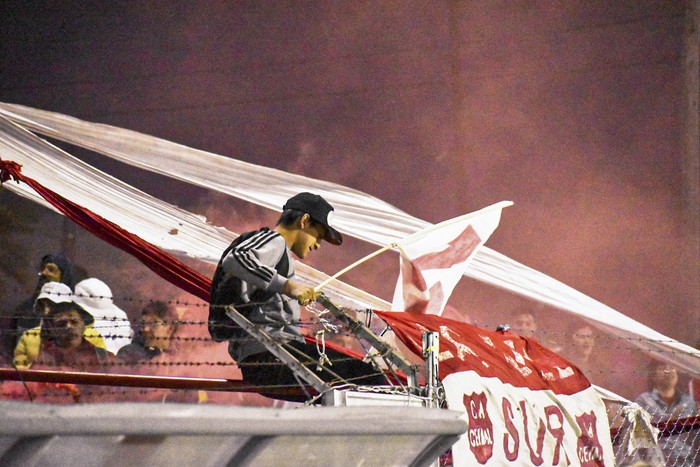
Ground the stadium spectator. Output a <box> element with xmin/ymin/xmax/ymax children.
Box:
<box><xmin>510</xmin><ymin>309</ymin><xmax>538</xmax><ymax>339</ymax></box>
<box><xmin>117</xmin><ymin>301</ymin><xmax>178</xmax><ymax>362</ymax></box>
<box><xmin>73</xmin><ymin>278</ymin><xmax>133</xmax><ymax>354</ymax></box>
<box><xmin>7</xmin><ymin>301</ymin><xmax>112</xmax><ymax>403</ymax></box>
<box><xmin>4</xmin><ymin>253</ymin><xmax>76</xmax><ymax>355</ymax></box>
<box><xmin>509</xmin><ymin>307</ymin><xmax>564</xmax><ymax>353</ymax></box>
<box><xmin>37</xmin><ymin>253</ymin><xmax>76</xmax><ymax>288</ymax></box>
<box><xmin>116</xmin><ymin>301</ymin><xmax>200</xmax><ymax>403</ymax></box>
<box><xmin>561</xmin><ymin>320</ymin><xmax>641</xmax><ymax>398</ymax></box>
<box><xmin>561</xmin><ymin>321</ymin><xmax>595</xmax><ymax>365</ymax></box>
<box><xmin>635</xmin><ymin>362</ymin><xmax>699</xmax><ymax>467</ymax></box>
<box><xmin>13</xmin><ymin>281</ymin><xmax>106</xmax><ymax>369</ymax></box>
<box><xmin>690</xmin><ymin>340</ymin><xmax>700</xmax><ymax>408</ymax></box>
<box><xmin>34</xmin><ymin>301</ymin><xmax>110</xmax><ymax>370</ymax></box>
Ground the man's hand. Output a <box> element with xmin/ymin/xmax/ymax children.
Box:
<box><xmin>282</xmin><ymin>280</ymin><xmax>319</xmax><ymax>306</ymax></box>
<box><xmin>297</xmin><ymin>288</ymin><xmax>319</xmax><ymax>306</ymax></box>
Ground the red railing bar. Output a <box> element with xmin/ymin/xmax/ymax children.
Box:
<box><xmin>0</xmin><ymin>367</ymin><xmax>311</xmax><ymax>398</ymax></box>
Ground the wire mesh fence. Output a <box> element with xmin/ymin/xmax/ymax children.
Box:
<box><xmin>0</xmin><ymin>295</ymin><xmax>698</xmax><ymax>466</ymax></box>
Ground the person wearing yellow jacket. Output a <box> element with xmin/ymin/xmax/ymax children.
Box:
<box><xmin>13</xmin><ymin>282</ymin><xmax>107</xmax><ymax>369</ymax></box>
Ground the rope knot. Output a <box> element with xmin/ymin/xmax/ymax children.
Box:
<box><xmin>0</xmin><ymin>159</ymin><xmax>23</xmax><ymax>184</ymax></box>
<box><xmin>315</xmin><ymin>330</ymin><xmax>332</xmax><ymax>371</ymax></box>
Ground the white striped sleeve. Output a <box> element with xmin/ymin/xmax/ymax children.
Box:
<box><xmin>222</xmin><ymin>230</ymin><xmax>287</xmax><ymax>292</ymax></box>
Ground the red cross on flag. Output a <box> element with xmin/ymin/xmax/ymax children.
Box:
<box><xmin>391</xmin><ymin>201</ymin><xmax>512</xmax><ymax>315</ymax></box>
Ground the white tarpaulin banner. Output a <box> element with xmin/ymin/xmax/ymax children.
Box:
<box><xmin>443</xmin><ymin>374</ymin><xmax>614</xmax><ymax>466</ymax></box>
<box><xmin>1</xmin><ymin>102</ymin><xmax>699</xmax><ymax>377</ymax></box>
<box><xmin>0</xmin><ymin>113</ymin><xmax>390</xmax><ymax>312</ymax></box>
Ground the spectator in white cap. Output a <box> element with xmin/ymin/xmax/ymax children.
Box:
<box><xmin>35</xmin><ymin>281</ymin><xmax>73</xmax><ymax>311</ymax></box>
<box><xmin>73</xmin><ymin>278</ymin><xmax>133</xmax><ymax>355</ymax></box>
<box><xmin>13</xmin><ymin>282</ymin><xmax>107</xmax><ymax>369</ymax></box>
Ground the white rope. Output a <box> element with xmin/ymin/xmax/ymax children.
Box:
<box><xmin>315</xmin><ymin>331</ymin><xmax>332</xmax><ymax>371</ymax></box>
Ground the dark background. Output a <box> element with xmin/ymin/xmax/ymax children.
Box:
<box><xmin>0</xmin><ymin>1</ymin><xmax>697</xmax><ymax>398</ymax></box>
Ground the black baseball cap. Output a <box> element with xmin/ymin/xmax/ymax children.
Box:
<box><xmin>283</xmin><ymin>192</ymin><xmax>343</xmax><ymax>245</ymax></box>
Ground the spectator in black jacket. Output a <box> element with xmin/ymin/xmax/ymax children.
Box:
<box><xmin>3</xmin><ymin>253</ymin><xmax>77</xmax><ymax>357</ymax></box>
<box><xmin>117</xmin><ymin>301</ymin><xmax>178</xmax><ymax>362</ymax></box>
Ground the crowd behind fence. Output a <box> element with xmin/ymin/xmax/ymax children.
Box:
<box><xmin>0</xmin><ymin>290</ymin><xmax>698</xmax><ymax>466</ymax></box>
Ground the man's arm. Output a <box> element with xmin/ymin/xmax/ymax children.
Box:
<box><xmin>223</xmin><ymin>230</ymin><xmax>318</xmax><ymax>305</ymax></box>
<box><xmin>222</xmin><ymin>230</ymin><xmax>288</xmax><ymax>292</ymax></box>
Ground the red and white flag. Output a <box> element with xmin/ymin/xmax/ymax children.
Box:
<box><xmin>391</xmin><ymin>201</ymin><xmax>511</xmax><ymax>314</ymax></box>
<box><xmin>375</xmin><ymin>311</ymin><xmax>615</xmax><ymax>466</ymax></box>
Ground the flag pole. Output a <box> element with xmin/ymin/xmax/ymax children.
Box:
<box><xmin>314</xmin><ymin>242</ymin><xmax>398</xmax><ymax>292</ymax></box>
<box><xmin>314</xmin><ymin>200</ymin><xmax>513</xmax><ymax>293</ymax></box>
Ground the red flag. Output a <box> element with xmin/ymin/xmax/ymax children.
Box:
<box><xmin>375</xmin><ymin>311</ymin><xmax>590</xmax><ymax>393</ymax></box>
<box><xmin>375</xmin><ymin>311</ymin><xmax>614</xmax><ymax>466</ymax></box>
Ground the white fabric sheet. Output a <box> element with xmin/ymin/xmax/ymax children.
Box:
<box><xmin>1</xmin><ymin>102</ymin><xmax>698</xmax><ymax>378</ymax></box>
<box><xmin>0</xmin><ymin>114</ymin><xmax>389</xmax><ymax>312</ymax></box>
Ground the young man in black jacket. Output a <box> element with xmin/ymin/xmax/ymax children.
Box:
<box><xmin>210</xmin><ymin>192</ymin><xmax>384</xmax><ymax>400</ymax></box>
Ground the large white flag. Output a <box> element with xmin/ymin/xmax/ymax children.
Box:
<box><xmin>391</xmin><ymin>201</ymin><xmax>512</xmax><ymax>314</ymax></box>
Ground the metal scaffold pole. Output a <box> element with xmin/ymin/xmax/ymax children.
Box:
<box><xmin>422</xmin><ymin>331</ymin><xmax>441</xmax><ymax>408</ymax></box>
